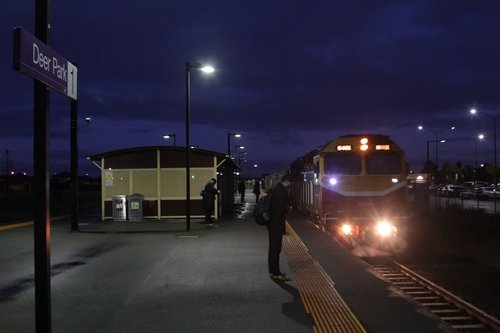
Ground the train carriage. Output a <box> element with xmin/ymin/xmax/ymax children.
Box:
<box><xmin>268</xmin><ymin>134</ymin><xmax>408</xmax><ymax>255</ymax></box>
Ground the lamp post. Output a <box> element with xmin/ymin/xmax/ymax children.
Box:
<box><xmin>425</xmin><ymin>139</ymin><xmax>446</xmax><ymax>181</ymax></box>
<box><xmin>237</xmin><ymin>150</ymin><xmax>247</xmax><ymax>167</ymax></box>
<box><xmin>470</xmin><ymin>108</ymin><xmax>497</xmax><ymax>218</ymax></box>
<box><xmin>475</xmin><ymin>133</ymin><xmax>485</xmax><ymax>168</ymax></box>
<box><xmin>234</xmin><ymin>145</ymin><xmax>244</xmax><ymax>156</ymax></box>
<box><xmin>418</xmin><ymin>125</ymin><xmax>455</xmax><ymax>171</ymax></box>
<box><xmin>163</xmin><ymin>133</ymin><xmax>176</xmax><ymax>146</ymax></box>
<box><xmin>227</xmin><ymin>132</ymin><xmax>241</xmax><ymax>156</ymax></box>
<box><xmin>185</xmin><ymin>62</ymin><xmax>214</xmax><ymax>232</ymax></box>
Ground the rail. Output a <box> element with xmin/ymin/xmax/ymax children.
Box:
<box><xmin>364</xmin><ymin>257</ymin><xmax>500</xmax><ymax>332</ymax></box>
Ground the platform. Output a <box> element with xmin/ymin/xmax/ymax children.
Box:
<box><xmin>0</xmin><ymin>192</ymin><xmax>450</xmax><ymax>332</ymax></box>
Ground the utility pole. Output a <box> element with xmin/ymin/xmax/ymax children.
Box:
<box><xmin>3</xmin><ymin>149</ymin><xmax>13</xmax><ymax>175</ymax></box>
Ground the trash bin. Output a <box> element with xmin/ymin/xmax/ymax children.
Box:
<box><xmin>112</xmin><ymin>195</ymin><xmax>127</xmax><ymax>221</ymax></box>
<box><xmin>127</xmin><ymin>193</ymin><xmax>144</xmax><ymax>221</ymax></box>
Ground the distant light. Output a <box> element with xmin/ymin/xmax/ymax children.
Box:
<box><xmin>253</xmin><ymin>164</ymin><xmax>258</xmax><ymax>168</ymax></box>
<box><xmin>329</xmin><ymin>177</ymin><xmax>337</xmax><ymax>185</ymax></box>
<box><xmin>391</xmin><ymin>178</ymin><xmax>398</xmax><ymax>183</ymax></box>
<box><xmin>200</xmin><ymin>65</ymin><xmax>215</xmax><ymax>73</ymax></box>
<box><xmin>418</xmin><ymin>125</ymin><xmax>423</xmax><ymax>130</ymax></box>
<box><xmin>416</xmin><ymin>175</ymin><xmax>424</xmax><ymax>180</ymax></box>
<box><xmin>470</xmin><ymin>108</ymin><xmax>477</xmax><ymax>115</ymax></box>
<box><xmin>478</xmin><ymin>133</ymin><xmax>485</xmax><ymax>140</ymax></box>
<box><xmin>235</xmin><ymin>133</ymin><xmax>242</xmax><ymax>138</ymax></box>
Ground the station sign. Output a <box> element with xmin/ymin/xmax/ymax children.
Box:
<box><xmin>13</xmin><ymin>26</ymin><xmax>77</xmax><ymax>100</ymax></box>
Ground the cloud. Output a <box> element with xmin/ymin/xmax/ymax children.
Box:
<box><xmin>2</xmin><ymin>1</ymin><xmax>500</xmax><ymax>174</ymax></box>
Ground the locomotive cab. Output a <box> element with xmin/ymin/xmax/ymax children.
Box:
<box><xmin>287</xmin><ymin>134</ymin><xmax>409</xmax><ymax>256</ymax></box>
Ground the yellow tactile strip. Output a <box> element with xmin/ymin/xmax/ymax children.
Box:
<box><xmin>283</xmin><ymin>223</ymin><xmax>367</xmax><ymax>333</ymax></box>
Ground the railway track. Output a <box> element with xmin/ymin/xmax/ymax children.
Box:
<box><xmin>364</xmin><ymin>257</ymin><xmax>500</xmax><ymax>333</ymax></box>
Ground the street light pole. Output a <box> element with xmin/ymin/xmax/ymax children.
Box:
<box><xmin>185</xmin><ymin>63</ymin><xmax>191</xmax><ymax>231</ymax></box>
<box><xmin>227</xmin><ymin>132</ymin><xmax>241</xmax><ymax>157</ymax></box>
<box><xmin>426</xmin><ymin>140</ymin><xmax>430</xmax><ymax>184</ymax></box>
<box><xmin>163</xmin><ymin>134</ymin><xmax>176</xmax><ymax>146</ymax></box>
<box><xmin>470</xmin><ymin>108</ymin><xmax>497</xmax><ymax>219</ymax></box>
<box><xmin>475</xmin><ymin>134</ymin><xmax>485</xmax><ymax>169</ymax></box>
<box><xmin>418</xmin><ymin>125</ymin><xmax>455</xmax><ymax>175</ymax></box>
<box><xmin>234</xmin><ymin>145</ymin><xmax>244</xmax><ymax>156</ymax></box>
<box><xmin>185</xmin><ymin>62</ymin><xmax>214</xmax><ymax>232</ymax></box>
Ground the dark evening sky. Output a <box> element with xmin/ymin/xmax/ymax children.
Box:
<box><xmin>1</xmin><ymin>1</ymin><xmax>500</xmax><ymax>178</ymax></box>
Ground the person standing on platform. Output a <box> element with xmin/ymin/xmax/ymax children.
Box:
<box><xmin>253</xmin><ymin>179</ymin><xmax>261</xmax><ymax>203</ymax></box>
<box><xmin>266</xmin><ymin>174</ymin><xmax>291</xmax><ymax>281</ymax></box>
<box><xmin>201</xmin><ymin>178</ymin><xmax>219</xmax><ymax>226</ymax></box>
<box><xmin>238</xmin><ymin>179</ymin><xmax>246</xmax><ymax>203</ymax></box>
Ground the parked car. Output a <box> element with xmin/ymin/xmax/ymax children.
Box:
<box><xmin>437</xmin><ymin>185</ymin><xmax>463</xmax><ymax>197</ymax></box>
<box><xmin>477</xmin><ymin>186</ymin><xmax>500</xmax><ymax>200</ymax></box>
<box><xmin>460</xmin><ymin>186</ymin><xmax>484</xmax><ymax>199</ymax></box>
<box><xmin>429</xmin><ymin>184</ymin><xmax>445</xmax><ymax>193</ymax></box>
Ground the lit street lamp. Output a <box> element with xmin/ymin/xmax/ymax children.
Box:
<box><xmin>425</xmin><ymin>139</ymin><xmax>445</xmax><ymax>185</ymax></box>
<box><xmin>234</xmin><ymin>145</ymin><xmax>244</xmax><ymax>156</ymax></box>
<box><xmin>185</xmin><ymin>62</ymin><xmax>214</xmax><ymax>231</ymax></box>
<box><xmin>418</xmin><ymin>125</ymin><xmax>455</xmax><ymax>171</ymax></box>
<box><xmin>237</xmin><ymin>150</ymin><xmax>247</xmax><ymax>166</ymax></box>
<box><xmin>163</xmin><ymin>133</ymin><xmax>176</xmax><ymax>146</ymax></box>
<box><xmin>470</xmin><ymin>108</ymin><xmax>497</xmax><ymax>218</ymax></box>
<box><xmin>227</xmin><ymin>132</ymin><xmax>241</xmax><ymax>156</ymax></box>
<box><xmin>476</xmin><ymin>133</ymin><xmax>485</xmax><ymax>168</ymax></box>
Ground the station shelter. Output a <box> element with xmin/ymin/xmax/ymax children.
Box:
<box><xmin>88</xmin><ymin>146</ymin><xmax>240</xmax><ymax>220</ymax></box>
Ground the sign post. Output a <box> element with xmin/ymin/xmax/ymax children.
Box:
<box><xmin>13</xmin><ymin>4</ymin><xmax>78</xmax><ymax>331</ymax></box>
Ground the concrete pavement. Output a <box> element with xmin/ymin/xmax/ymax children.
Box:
<box><xmin>0</xmin><ymin>192</ymin><xmax>449</xmax><ymax>332</ymax></box>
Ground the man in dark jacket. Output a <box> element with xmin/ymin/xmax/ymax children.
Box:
<box><xmin>266</xmin><ymin>173</ymin><xmax>291</xmax><ymax>281</ymax></box>
<box><xmin>201</xmin><ymin>178</ymin><xmax>219</xmax><ymax>226</ymax></box>
<box><xmin>238</xmin><ymin>180</ymin><xmax>246</xmax><ymax>203</ymax></box>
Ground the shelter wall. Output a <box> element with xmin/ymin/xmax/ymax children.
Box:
<box><xmin>99</xmin><ymin>149</ymin><xmax>222</xmax><ymax>220</ymax></box>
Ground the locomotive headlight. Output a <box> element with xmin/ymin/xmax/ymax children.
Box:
<box><xmin>322</xmin><ymin>176</ymin><xmax>338</xmax><ymax>186</ymax></box>
<box><xmin>341</xmin><ymin>224</ymin><xmax>353</xmax><ymax>235</ymax></box>
<box><xmin>376</xmin><ymin>221</ymin><xmax>397</xmax><ymax>237</ymax></box>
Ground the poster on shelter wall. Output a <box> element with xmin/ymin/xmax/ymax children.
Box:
<box><xmin>105</xmin><ymin>171</ymin><xmax>113</xmax><ymax>186</ymax></box>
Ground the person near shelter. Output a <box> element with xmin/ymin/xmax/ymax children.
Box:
<box><xmin>238</xmin><ymin>179</ymin><xmax>246</xmax><ymax>203</ymax></box>
<box><xmin>201</xmin><ymin>178</ymin><xmax>219</xmax><ymax>226</ymax></box>
<box><xmin>266</xmin><ymin>173</ymin><xmax>292</xmax><ymax>281</ymax></box>
<box><xmin>253</xmin><ymin>179</ymin><xmax>261</xmax><ymax>203</ymax></box>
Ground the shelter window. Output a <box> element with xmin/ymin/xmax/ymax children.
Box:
<box><xmin>365</xmin><ymin>152</ymin><xmax>402</xmax><ymax>174</ymax></box>
<box><xmin>323</xmin><ymin>153</ymin><xmax>361</xmax><ymax>175</ymax></box>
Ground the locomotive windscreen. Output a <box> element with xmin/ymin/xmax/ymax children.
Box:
<box><xmin>323</xmin><ymin>153</ymin><xmax>361</xmax><ymax>175</ymax></box>
<box><xmin>366</xmin><ymin>152</ymin><xmax>402</xmax><ymax>174</ymax></box>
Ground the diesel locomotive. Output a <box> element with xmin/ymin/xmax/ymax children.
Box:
<box><xmin>266</xmin><ymin>134</ymin><xmax>408</xmax><ymax>255</ymax></box>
